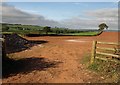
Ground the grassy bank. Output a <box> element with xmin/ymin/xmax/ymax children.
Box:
<box><xmin>81</xmin><ymin>53</ymin><xmax>120</xmax><ymax>83</ymax></box>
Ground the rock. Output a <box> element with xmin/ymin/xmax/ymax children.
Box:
<box><xmin>101</xmin><ymin>77</ymin><xmax>104</xmax><ymax>79</ymax></box>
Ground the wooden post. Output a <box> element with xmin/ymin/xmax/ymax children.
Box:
<box><xmin>91</xmin><ymin>41</ymin><xmax>97</xmax><ymax>64</ymax></box>
<box><xmin>2</xmin><ymin>38</ymin><xmax>6</xmax><ymax>57</ymax></box>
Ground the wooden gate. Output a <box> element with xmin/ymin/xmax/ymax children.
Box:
<box><xmin>91</xmin><ymin>41</ymin><xmax>120</xmax><ymax>64</ymax></box>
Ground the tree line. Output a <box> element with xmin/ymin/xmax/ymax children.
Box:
<box><xmin>1</xmin><ymin>23</ymin><xmax>108</xmax><ymax>35</ymax></box>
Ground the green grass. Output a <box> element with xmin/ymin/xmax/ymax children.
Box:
<box><xmin>81</xmin><ymin>53</ymin><xmax>120</xmax><ymax>83</ymax></box>
<box><xmin>2</xmin><ymin>31</ymin><xmax>99</xmax><ymax>36</ymax></box>
<box><xmin>2</xmin><ymin>23</ymin><xmax>99</xmax><ymax>36</ymax></box>
<box><xmin>2</xmin><ymin>30</ymin><xmax>40</xmax><ymax>35</ymax></box>
<box><xmin>2</xmin><ymin>32</ymin><xmax>14</xmax><ymax>34</ymax></box>
<box><xmin>8</xmin><ymin>24</ymin><xmax>43</xmax><ymax>30</ymax></box>
<box><xmin>64</xmin><ymin>31</ymin><xmax>99</xmax><ymax>36</ymax></box>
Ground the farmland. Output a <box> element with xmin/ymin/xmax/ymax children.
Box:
<box><xmin>1</xmin><ymin>1</ymin><xmax>119</xmax><ymax>84</ymax></box>
<box><xmin>1</xmin><ymin>23</ymin><xmax>99</xmax><ymax>36</ymax></box>
<box><xmin>2</xmin><ymin>30</ymin><xmax>120</xmax><ymax>83</ymax></box>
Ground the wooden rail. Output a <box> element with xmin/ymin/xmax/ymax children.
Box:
<box><xmin>91</xmin><ymin>41</ymin><xmax>120</xmax><ymax>64</ymax></box>
<box><xmin>96</xmin><ymin>47</ymin><xmax>120</xmax><ymax>51</ymax></box>
<box><xmin>96</xmin><ymin>51</ymin><xmax>119</xmax><ymax>58</ymax></box>
<box><xmin>97</xmin><ymin>41</ymin><xmax>120</xmax><ymax>45</ymax></box>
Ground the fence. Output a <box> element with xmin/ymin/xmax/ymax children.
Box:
<box><xmin>91</xmin><ymin>41</ymin><xmax>120</xmax><ymax>64</ymax></box>
<box><xmin>0</xmin><ymin>38</ymin><xmax>6</xmax><ymax>57</ymax></box>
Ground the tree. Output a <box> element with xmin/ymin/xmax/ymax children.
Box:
<box><xmin>98</xmin><ymin>23</ymin><xmax>108</xmax><ymax>32</ymax></box>
<box><xmin>17</xmin><ymin>27</ymin><xmax>23</xmax><ymax>30</ymax></box>
<box><xmin>97</xmin><ymin>23</ymin><xmax>108</xmax><ymax>35</ymax></box>
<box><xmin>2</xmin><ymin>25</ymin><xmax>9</xmax><ymax>32</ymax></box>
<box><xmin>43</xmin><ymin>26</ymin><xmax>51</xmax><ymax>35</ymax></box>
<box><xmin>56</xmin><ymin>29</ymin><xmax>60</xmax><ymax>34</ymax></box>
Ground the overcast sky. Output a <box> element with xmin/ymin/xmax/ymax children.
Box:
<box><xmin>1</xmin><ymin>2</ymin><xmax>119</xmax><ymax>30</ymax></box>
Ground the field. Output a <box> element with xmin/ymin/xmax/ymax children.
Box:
<box><xmin>2</xmin><ymin>32</ymin><xmax>120</xmax><ymax>83</ymax></box>
<box><xmin>2</xmin><ymin>23</ymin><xmax>100</xmax><ymax>36</ymax></box>
<box><xmin>64</xmin><ymin>31</ymin><xmax>99</xmax><ymax>36</ymax></box>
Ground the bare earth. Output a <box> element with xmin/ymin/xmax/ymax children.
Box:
<box><xmin>2</xmin><ymin>32</ymin><xmax>119</xmax><ymax>83</ymax></box>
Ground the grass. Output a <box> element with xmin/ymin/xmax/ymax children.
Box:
<box><xmin>2</xmin><ymin>23</ymin><xmax>99</xmax><ymax>36</ymax></box>
<box><xmin>80</xmin><ymin>53</ymin><xmax>91</xmax><ymax>66</ymax></box>
<box><xmin>8</xmin><ymin>24</ymin><xmax>43</xmax><ymax>30</ymax></box>
<box><xmin>81</xmin><ymin>53</ymin><xmax>120</xmax><ymax>83</ymax></box>
<box><xmin>2</xmin><ymin>31</ymin><xmax>99</xmax><ymax>36</ymax></box>
<box><xmin>64</xmin><ymin>31</ymin><xmax>99</xmax><ymax>36</ymax></box>
<box><xmin>2</xmin><ymin>32</ymin><xmax>13</xmax><ymax>34</ymax></box>
<box><xmin>2</xmin><ymin>23</ymin><xmax>100</xmax><ymax>36</ymax></box>
<box><xmin>2</xmin><ymin>30</ymin><xmax>40</xmax><ymax>36</ymax></box>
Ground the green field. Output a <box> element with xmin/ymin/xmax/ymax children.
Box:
<box><xmin>1</xmin><ymin>23</ymin><xmax>99</xmax><ymax>36</ymax></box>
<box><xmin>64</xmin><ymin>31</ymin><xmax>99</xmax><ymax>36</ymax></box>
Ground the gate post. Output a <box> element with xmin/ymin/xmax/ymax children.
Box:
<box><xmin>91</xmin><ymin>41</ymin><xmax>97</xmax><ymax>64</ymax></box>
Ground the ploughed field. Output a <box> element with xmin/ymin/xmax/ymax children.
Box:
<box><xmin>2</xmin><ymin>32</ymin><xmax>119</xmax><ymax>83</ymax></box>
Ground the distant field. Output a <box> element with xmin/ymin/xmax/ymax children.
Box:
<box><xmin>2</xmin><ymin>31</ymin><xmax>99</xmax><ymax>36</ymax></box>
<box><xmin>2</xmin><ymin>23</ymin><xmax>100</xmax><ymax>36</ymax></box>
<box><xmin>64</xmin><ymin>31</ymin><xmax>99</xmax><ymax>36</ymax></box>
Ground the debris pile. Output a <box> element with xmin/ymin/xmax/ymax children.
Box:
<box><xmin>4</xmin><ymin>34</ymin><xmax>31</xmax><ymax>53</ymax></box>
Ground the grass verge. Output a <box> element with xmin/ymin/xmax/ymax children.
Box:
<box><xmin>81</xmin><ymin>53</ymin><xmax>120</xmax><ymax>83</ymax></box>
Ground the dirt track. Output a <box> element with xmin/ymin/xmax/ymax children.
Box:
<box><xmin>2</xmin><ymin>32</ymin><xmax>119</xmax><ymax>83</ymax></box>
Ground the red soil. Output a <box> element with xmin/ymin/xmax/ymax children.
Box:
<box><xmin>2</xmin><ymin>32</ymin><xmax>119</xmax><ymax>83</ymax></box>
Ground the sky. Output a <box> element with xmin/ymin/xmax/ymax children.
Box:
<box><xmin>1</xmin><ymin>2</ymin><xmax>119</xmax><ymax>30</ymax></box>
<box><xmin>1</xmin><ymin>0</ymin><xmax>120</xmax><ymax>2</ymax></box>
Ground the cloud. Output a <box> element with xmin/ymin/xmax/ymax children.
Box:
<box><xmin>1</xmin><ymin>0</ymin><xmax>6</xmax><ymax>2</ymax></box>
<box><xmin>61</xmin><ymin>8</ymin><xmax>118</xmax><ymax>30</ymax></box>
<box><xmin>1</xmin><ymin>3</ymin><xmax>59</xmax><ymax>27</ymax></box>
<box><xmin>61</xmin><ymin>18</ymin><xmax>99</xmax><ymax>29</ymax></box>
<box><xmin>86</xmin><ymin>8</ymin><xmax>118</xmax><ymax>20</ymax></box>
<box><xmin>86</xmin><ymin>8</ymin><xmax>118</xmax><ymax>29</ymax></box>
<box><xmin>1</xmin><ymin>3</ymin><xmax>118</xmax><ymax>30</ymax></box>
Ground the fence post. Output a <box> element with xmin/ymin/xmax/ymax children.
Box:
<box><xmin>2</xmin><ymin>38</ymin><xmax>6</xmax><ymax>57</ymax></box>
<box><xmin>91</xmin><ymin>41</ymin><xmax>97</xmax><ymax>64</ymax></box>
